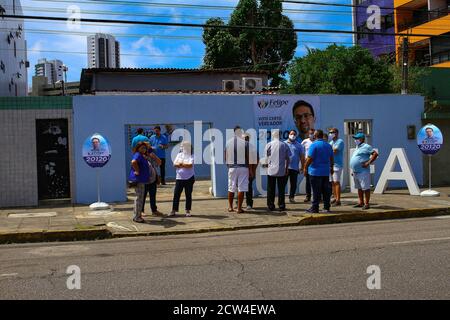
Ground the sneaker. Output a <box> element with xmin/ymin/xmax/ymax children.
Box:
<box><xmin>168</xmin><ymin>211</ymin><xmax>176</xmax><ymax>217</ymax></box>
<box><xmin>303</xmin><ymin>197</ymin><xmax>311</xmax><ymax>203</ymax></box>
<box><xmin>331</xmin><ymin>199</ymin><xmax>337</xmax><ymax>204</ymax></box>
<box><xmin>133</xmin><ymin>217</ymin><xmax>145</xmax><ymax>223</ymax></box>
<box><xmin>353</xmin><ymin>203</ymin><xmax>364</xmax><ymax>208</ymax></box>
<box><xmin>246</xmin><ymin>206</ymin><xmax>253</xmax><ymax>211</ymax></box>
<box><xmin>185</xmin><ymin>211</ymin><xmax>192</xmax><ymax>217</ymax></box>
<box><xmin>279</xmin><ymin>207</ymin><xmax>286</xmax><ymax>212</ymax></box>
<box><xmin>289</xmin><ymin>197</ymin><xmax>296</xmax><ymax>204</ymax></box>
<box><xmin>267</xmin><ymin>206</ymin><xmax>276</xmax><ymax>212</ymax></box>
<box><xmin>152</xmin><ymin>211</ymin><xmax>164</xmax><ymax>216</ymax></box>
<box><xmin>321</xmin><ymin>209</ymin><xmax>332</xmax><ymax>213</ymax></box>
<box><xmin>362</xmin><ymin>204</ymin><xmax>370</xmax><ymax>210</ymax></box>
<box><xmin>305</xmin><ymin>208</ymin><xmax>318</xmax><ymax>213</ymax></box>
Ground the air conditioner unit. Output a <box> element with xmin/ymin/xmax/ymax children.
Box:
<box><xmin>242</xmin><ymin>77</ymin><xmax>263</xmax><ymax>91</ymax></box>
<box><xmin>222</xmin><ymin>80</ymin><xmax>241</xmax><ymax>92</ymax></box>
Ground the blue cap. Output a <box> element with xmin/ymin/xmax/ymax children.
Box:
<box><xmin>353</xmin><ymin>133</ymin><xmax>365</xmax><ymax>139</ymax></box>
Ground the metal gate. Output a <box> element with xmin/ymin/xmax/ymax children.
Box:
<box><xmin>36</xmin><ymin>119</ymin><xmax>71</xmax><ymax>200</ymax></box>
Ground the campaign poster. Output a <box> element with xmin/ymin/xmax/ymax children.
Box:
<box><xmin>253</xmin><ymin>96</ymin><xmax>320</xmax><ymax>141</ymax></box>
<box><xmin>82</xmin><ymin>133</ymin><xmax>112</xmax><ymax>168</ymax></box>
<box><xmin>417</xmin><ymin>124</ymin><xmax>443</xmax><ymax>155</ymax></box>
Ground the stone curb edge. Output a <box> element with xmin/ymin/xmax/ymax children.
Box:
<box><xmin>0</xmin><ymin>207</ymin><xmax>449</xmax><ymax>244</ymax></box>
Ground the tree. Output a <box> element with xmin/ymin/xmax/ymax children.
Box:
<box><xmin>282</xmin><ymin>45</ymin><xmax>394</xmax><ymax>94</ymax></box>
<box><xmin>202</xmin><ymin>0</ymin><xmax>297</xmax><ymax>86</ymax></box>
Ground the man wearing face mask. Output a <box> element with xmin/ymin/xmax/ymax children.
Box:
<box><xmin>328</xmin><ymin>128</ymin><xmax>344</xmax><ymax>206</ymax></box>
<box><xmin>285</xmin><ymin>130</ymin><xmax>305</xmax><ymax>203</ymax></box>
<box><xmin>349</xmin><ymin>133</ymin><xmax>378</xmax><ymax>210</ymax></box>
<box><xmin>301</xmin><ymin>128</ymin><xmax>315</xmax><ymax>202</ymax></box>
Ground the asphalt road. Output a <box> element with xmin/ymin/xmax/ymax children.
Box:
<box><xmin>0</xmin><ymin>216</ymin><xmax>449</xmax><ymax>299</ymax></box>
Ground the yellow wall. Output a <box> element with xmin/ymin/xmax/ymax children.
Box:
<box><xmin>394</xmin><ymin>0</ymin><xmax>415</xmax><ymax>8</ymax></box>
<box><xmin>399</xmin><ymin>16</ymin><xmax>450</xmax><ymax>44</ymax></box>
<box><xmin>394</xmin><ymin>2</ymin><xmax>450</xmax><ymax>67</ymax></box>
<box><xmin>432</xmin><ymin>61</ymin><xmax>450</xmax><ymax>68</ymax></box>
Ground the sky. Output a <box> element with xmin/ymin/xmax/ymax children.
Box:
<box><xmin>19</xmin><ymin>0</ymin><xmax>354</xmax><ymax>84</ymax></box>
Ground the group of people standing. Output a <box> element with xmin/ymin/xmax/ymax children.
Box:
<box><xmin>129</xmin><ymin>124</ymin><xmax>379</xmax><ymax>223</ymax></box>
<box><xmin>129</xmin><ymin>127</ymin><xmax>195</xmax><ymax>223</ymax></box>
<box><xmin>226</xmin><ymin>125</ymin><xmax>378</xmax><ymax>214</ymax></box>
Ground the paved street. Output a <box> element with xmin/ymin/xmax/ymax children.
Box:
<box><xmin>2</xmin><ymin>186</ymin><xmax>450</xmax><ymax>242</ymax></box>
<box><xmin>0</xmin><ymin>216</ymin><xmax>449</xmax><ymax>299</ymax></box>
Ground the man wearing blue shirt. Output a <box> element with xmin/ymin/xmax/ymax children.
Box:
<box><xmin>304</xmin><ymin>130</ymin><xmax>334</xmax><ymax>213</ymax></box>
<box><xmin>328</xmin><ymin>128</ymin><xmax>345</xmax><ymax>206</ymax></box>
<box><xmin>285</xmin><ymin>130</ymin><xmax>305</xmax><ymax>203</ymax></box>
<box><xmin>150</xmin><ymin>126</ymin><xmax>169</xmax><ymax>185</ymax></box>
<box><xmin>349</xmin><ymin>133</ymin><xmax>378</xmax><ymax>210</ymax></box>
<box><xmin>131</xmin><ymin>128</ymin><xmax>150</xmax><ymax>151</ymax></box>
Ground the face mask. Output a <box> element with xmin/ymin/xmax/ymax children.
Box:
<box><xmin>355</xmin><ymin>140</ymin><xmax>361</xmax><ymax>146</ymax></box>
<box><xmin>289</xmin><ymin>134</ymin><xmax>296</xmax><ymax>141</ymax></box>
<box><xmin>328</xmin><ymin>133</ymin><xmax>335</xmax><ymax>140</ymax></box>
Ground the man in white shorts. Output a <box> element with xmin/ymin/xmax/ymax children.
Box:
<box><xmin>328</xmin><ymin>128</ymin><xmax>344</xmax><ymax>206</ymax></box>
<box><xmin>225</xmin><ymin>126</ymin><xmax>256</xmax><ymax>213</ymax></box>
<box><xmin>349</xmin><ymin>133</ymin><xmax>378</xmax><ymax>210</ymax></box>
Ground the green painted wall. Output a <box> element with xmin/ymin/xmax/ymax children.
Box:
<box><xmin>0</xmin><ymin>96</ymin><xmax>72</xmax><ymax>110</ymax></box>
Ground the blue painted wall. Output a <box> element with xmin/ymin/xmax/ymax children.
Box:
<box><xmin>73</xmin><ymin>94</ymin><xmax>424</xmax><ymax>204</ymax></box>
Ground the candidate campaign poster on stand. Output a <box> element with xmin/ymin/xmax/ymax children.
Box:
<box><xmin>82</xmin><ymin>133</ymin><xmax>112</xmax><ymax>168</ymax></box>
<box><xmin>253</xmin><ymin>96</ymin><xmax>321</xmax><ymax>141</ymax></box>
<box><xmin>417</xmin><ymin>124</ymin><xmax>443</xmax><ymax>155</ymax></box>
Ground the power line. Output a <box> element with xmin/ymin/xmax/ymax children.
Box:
<box><xmin>31</xmin><ymin>0</ymin><xmax>353</xmax><ymax>15</ymax></box>
<box><xmin>4</xmin><ymin>14</ymin><xmax>450</xmax><ymax>38</ymax></box>
<box><xmin>16</xmin><ymin>5</ymin><xmax>450</xmax><ymax>31</ymax></box>
<box><xmin>18</xmin><ymin>6</ymin><xmax>355</xmax><ymax>26</ymax></box>
<box><xmin>282</xmin><ymin>0</ymin><xmax>450</xmax><ymax>13</ymax></box>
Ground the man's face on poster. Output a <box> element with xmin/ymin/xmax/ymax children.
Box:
<box><xmin>92</xmin><ymin>138</ymin><xmax>100</xmax><ymax>150</ymax></box>
<box><xmin>293</xmin><ymin>105</ymin><xmax>315</xmax><ymax>137</ymax></box>
<box><xmin>426</xmin><ymin>128</ymin><xmax>433</xmax><ymax>138</ymax></box>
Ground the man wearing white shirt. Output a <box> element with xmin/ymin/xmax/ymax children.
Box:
<box><xmin>301</xmin><ymin>128</ymin><xmax>316</xmax><ymax>202</ymax></box>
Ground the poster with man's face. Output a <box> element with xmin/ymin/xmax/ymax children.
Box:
<box><xmin>254</xmin><ymin>96</ymin><xmax>320</xmax><ymax>141</ymax></box>
<box><xmin>82</xmin><ymin>133</ymin><xmax>112</xmax><ymax>168</ymax></box>
<box><xmin>417</xmin><ymin>124</ymin><xmax>443</xmax><ymax>155</ymax></box>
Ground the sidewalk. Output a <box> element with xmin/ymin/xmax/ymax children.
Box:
<box><xmin>1</xmin><ymin>185</ymin><xmax>450</xmax><ymax>244</ymax></box>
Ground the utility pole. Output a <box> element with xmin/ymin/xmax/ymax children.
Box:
<box><xmin>401</xmin><ymin>36</ymin><xmax>409</xmax><ymax>95</ymax></box>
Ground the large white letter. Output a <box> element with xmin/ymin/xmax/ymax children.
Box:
<box><xmin>366</xmin><ymin>5</ymin><xmax>381</xmax><ymax>30</ymax></box>
<box><xmin>374</xmin><ymin>148</ymin><xmax>420</xmax><ymax>195</ymax></box>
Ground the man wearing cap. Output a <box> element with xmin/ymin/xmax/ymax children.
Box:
<box><xmin>350</xmin><ymin>133</ymin><xmax>378</xmax><ymax>210</ymax></box>
<box><xmin>150</xmin><ymin>126</ymin><xmax>169</xmax><ymax>185</ymax></box>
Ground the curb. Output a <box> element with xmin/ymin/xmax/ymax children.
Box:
<box><xmin>0</xmin><ymin>228</ymin><xmax>112</xmax><ymax>245</ymax></box>
<box><xmin>0</xmin><ymin>207</ymin><xmax>449</xmax><ymax>244</ymax></box>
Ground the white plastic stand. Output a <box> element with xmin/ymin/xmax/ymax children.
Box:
<box><xmin>421</xmin><ymin>155</ymin><xmax>440</xmax><ymax>197</ymax></box>
<box><xmin>89</xmin><ymin>169</ymin><xmax>110</xmax><ymax>210</ymax></box>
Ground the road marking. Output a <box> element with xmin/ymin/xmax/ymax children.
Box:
<box><xmin>0</xmin><ymin>273</ymin><xmax>18</xmax><ymax>277</ymax></box>
<box><xmin>107</xmin><ymin>222</ymin><xmax>138</xmax><ymax>232</ymax></box>
<box><xmin>29</xmin><ymin>245</ymin><xmax>90</xmax><ymax>256</ymax></box>
<box><xmin>388</xmin><ymin>237</ymin><xmax>450</xmax><ymax>245</ymax></box>
<box><xmin>8</xmin><ymin>212</ymin><xmax>57</xmax><ymax>218</ymax></box>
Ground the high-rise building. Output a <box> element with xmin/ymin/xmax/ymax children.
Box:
<box><xmin>87</xmin><ymin>33</ymin><xmax>120</xmax><ymax>68</ymax></box>
<box><xmin>34</xmin><ymin>58</ymin><xmax>64</xmax><ymax>85</ymax></box>
<box><xmin>352</xmin><ymin>0</ymin><xmax>396</xmax><ymax>59</ymax></box>
<box><xmin>0</xmin><ymin>0</ymin><xmax>29</xmax><ymax>96</ymax></box>
<box><xmin>395</xmin><ymin>0</ymin><xmax>450</xmax><ymax>67</ymax></box>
